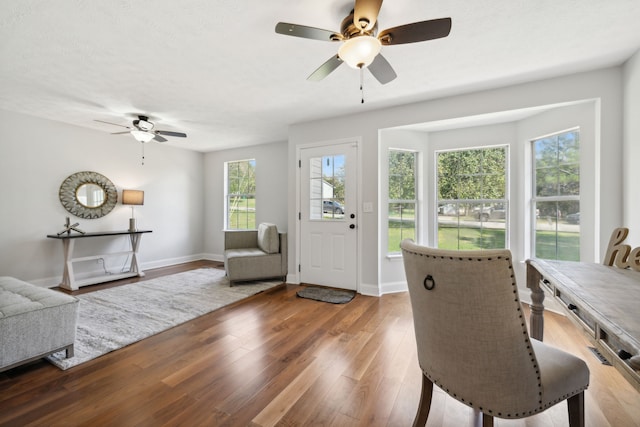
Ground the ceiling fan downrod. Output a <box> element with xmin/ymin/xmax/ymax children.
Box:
<box><xmin>360</xmin><ymin>65</ymin><xmax>365</xmax><ymax>104</ymax></box>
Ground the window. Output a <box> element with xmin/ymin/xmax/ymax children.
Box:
<box><xmin>225</xmin><ymin>159</ymin><xmax>256</xmax><ymax>230</ymax></box>
<box><xmin>309</xmin><ymin>155</ymin><xmax>346</xmax><ymax>220</ymax></box>
<box><xmin>532</xmin><ymin>129</ymin><xmax>580</xmax><ymax>260</ymax></box>
<box><xmin>436</xmin><ymin>146</ymin><xmax>508</xmax><ymax>250</ymax></box>
<box><xmin>388</xmin><ymin>150</ymin><xmax>417</xmax><ymax>254</ymax></box>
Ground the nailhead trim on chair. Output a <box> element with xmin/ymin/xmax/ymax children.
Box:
<box><xmin>410</xmin><ymin>252</ymin><xmax>586</xmax><ymax>418</ymax></box>
<box><xmin>411</xmin><ymin>251</ymin><xmax>556</xmax><ymax>419</ymax></box>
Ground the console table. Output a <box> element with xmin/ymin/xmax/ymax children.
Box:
<box><xmin>526</xmin><ymin>258</ymin><xmax>640</xmax><ymax>391</ymax></box>
<box><xmin>47</xmin><ymin>230</ymin><xmax>152</xmax><ymax>291</ymax></box>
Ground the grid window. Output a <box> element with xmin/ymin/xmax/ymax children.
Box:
<box><xmin>226</xmin><ymin>159</ymin><xmax>256</xmax><ymax>230</ymax></box>
<box><xmin>532</xmin><ymin>130</ymin><xmax>580</xmax><ymax>260</ymax></box>
<box><xmin>388</xmin><ymin>150</ymin><xmax>417</xmax><ymax>254</ymax></box>
<box><xmin>436</xmin><ymin>146</ymin><xmax>508</xmax><ymax>250</ymax></box>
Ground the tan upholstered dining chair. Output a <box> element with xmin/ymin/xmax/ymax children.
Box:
<box><xmin>400</xmin><ymin>240</ymin><xmax>590</xmax><ymax>427</ymax></box>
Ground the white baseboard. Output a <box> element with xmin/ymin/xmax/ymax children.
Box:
<box><xmin>359</xmin><ymin>282</ymin><xmax>381</xmax><ymax>297</ymax></box>
<box><xmin>380</xmin><ymin>281</ymin><xmax>409</xmax><ymax>295</ymax></box>
<box><xmin>359</xmin><ymin>281</ymin><xmax>408</xmax><ymax>297</ymax></box>
<box><xmin>201</xmin><ymin>253</ymin><xmax>225</xmax><ymax>263</ymax></box>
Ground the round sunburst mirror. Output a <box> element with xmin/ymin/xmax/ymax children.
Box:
<box><xmin>59</xmin><ymin>171</ymin><xmax>118</xmax><ymax>219</ymax></box>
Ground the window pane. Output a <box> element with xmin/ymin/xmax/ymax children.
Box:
<box><xmin>532</xmin><ymin>130</ymin><xmax>580</xmax><ymax>260</ymax></box>
<box><xmin>388</xmin><ymin>150</ymin><xmax>417</xmax><ymax>254</ymax></box>
<box><xmin>436</xmin><ymin>146</ymin><xmax>508</xmax><ymax>250</ymax></box>
<box><xmin>388</xmin><ymin>203</ymin><xmax>416</xmax><ymax>252</ymax></box>
<box><xmin>310</xmin><ymin>155</ymin><xmax>346</xmax><ymax>221</ymax></box>
<box><xmin>534</xmin><ymin>200</ymin><xmax>580</xmax><ymax>261</ymax></box>
<box><xmin>226</xmin><ymin>160</ymin><xmax>256</xmax><ymax>230</ymax></box>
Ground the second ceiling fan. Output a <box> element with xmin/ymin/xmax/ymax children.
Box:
<box><xmin>96</xmin><ymin>115</ymin><xmax>187</xmax><ymax>143</ymax></box>
<box><xmin>275</xmin><ymin>0</ymin><xmax>452</xmax><ymax>85</ymax></box>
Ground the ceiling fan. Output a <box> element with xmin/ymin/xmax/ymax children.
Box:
<box><xmin>275</xmin><ymin>0</ymin><xmax>452</xmax><ymax>85</ymax></box>
<box><xmin>95</xmin><ymin>115</ymin><xmax>187</xmax><ymax>143</ymax></box>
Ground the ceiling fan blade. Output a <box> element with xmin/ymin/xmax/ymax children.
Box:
<box><xmin>354</xmin><ymin>0</ymin><xmax>383</xmax><ymax>31</ymax></box>
<box><xmin>153</xmin><ymin>134</ymin><xmax>168</xmax><ymax>143</ymax></box>
<box><xmin>94</xmin><ymin>119</ymin><xmax>131</xmax><ymax>129</ymax></box>
<box><xmin>111</xmin><ymin>131</ymin><xmax>131</xmax><ymax>135</ymax></box>
<box><xmin>378</xmin><ymin>17</ymin><xmax>452</xmax><ymax>45</ymax></box>
<box><xmin>368</xmin><ymin>54</ymin><xmax>397</xmax><ymax>84</ymax></box>
<box><xmin>307</xmin><ymin>55</ymin><xmax>344</xmax><ymax>81</ymax></box>
<box><xmin>275</xmin><ymin>22</ymin><xmax>340</xmax><ymax>42</ymax></box>
<box><xmin>155</xmin><ymin>130</ymin><xmax>187</xmax><ymax>138</ymax></box>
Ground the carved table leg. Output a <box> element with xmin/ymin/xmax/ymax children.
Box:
<box><xmin>527</xmin><ymin>262</ymin><xmax>545</xmax><ymax>341</ymax></box>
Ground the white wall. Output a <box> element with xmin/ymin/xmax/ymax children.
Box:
<box><xmin>623</xmin><ymin>49</ymin><xmax>640</xmax><ymax>244</ymax></box>
<box><xmin>203</xmin><ymin>141</ymin><xmax>288</xmax><ymax>261</ymax></box>
<box><xmin>0</xmin><ymin>109</ymin><xmax>205</xmax><ymax>286</ymax></box>
<box><xmin>289</xmin><ymin>67</ymin><xmax>625</xmax><ymax>295</ymax></box>
<box><xmin>1</xmin><ymin>59</ymin><xmax>636</xmax><ymax>292</ymax></box>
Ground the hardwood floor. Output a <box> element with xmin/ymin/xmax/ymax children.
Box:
<box><xmin>1</xmin><ymin>261</ymin><xmax>638</xmax><ymax>426</ymax></box>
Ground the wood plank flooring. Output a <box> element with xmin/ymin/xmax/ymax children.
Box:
<box><xmin>1</xmin><ymin>261</ymin><xmax>639</xmax><ymax>426</ymax></box>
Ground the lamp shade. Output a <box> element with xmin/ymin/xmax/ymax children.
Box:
<box><xmin>338</xmin><ymin>36</ymin><xmax>382</xmax><ymax>69</ymax></box>
<box><xmin>122</xmin><ymin>189</ymin><xmax>144</xmax><ymax>205</ymax></box>
<box><xmin>130</xmin><ymin>130</ymin><xmax>155</xmax><ymax>143</ymax></box>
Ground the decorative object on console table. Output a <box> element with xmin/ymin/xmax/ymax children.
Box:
<box><xmin>57</xmin><ymin>217</ymin><xmax>85</xmax><ymax>236</ymax></box>
<box><xmin>122</xmin><ymin>189</ymin><xmax>144</xmax><ymax>231</ymax></box>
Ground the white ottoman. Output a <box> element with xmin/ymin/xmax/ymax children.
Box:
<box><xmin>0</xmin><ymin>276</ymin><xmax>78</xmax><ymax>372</ymax></box>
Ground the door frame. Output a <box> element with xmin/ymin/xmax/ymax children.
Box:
<box><xmin>295</xmin><ymin>137</ymin><xmax>362</xmax><ymax>292</ymax></box>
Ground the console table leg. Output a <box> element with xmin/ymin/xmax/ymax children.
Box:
<box><xmin>527</xmin><ymin>263</ymin><xmax>545</xmax><ymax>341</ymax></box>
<box><xmin>61</xmin><ymin>239</ymin><xmax>77</xmax><ymax>291</ymax></box>
<box><xmin>129</xmin><ymin>234</ymin><xmax>145</xmax><ymax>277</ymax></box>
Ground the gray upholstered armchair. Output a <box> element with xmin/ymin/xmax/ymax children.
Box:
<box><xmin>224</xmin><ymin>223</ymin><xmax>287</xmax><ymax>286</ymax></box>
<box><xmin>400</xmin><ymin>240</ymin><xmax>589</xmax><ymax>427</ymax></box>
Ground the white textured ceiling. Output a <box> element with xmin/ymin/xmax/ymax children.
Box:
<box><xmin>1</xmin><ymin>0</ymin><xmax>639</xmax><ymax>152</ymax></box>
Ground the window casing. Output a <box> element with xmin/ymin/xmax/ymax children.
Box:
<box><xmin>436</xmin><ymin>146</ymin><xmax>508</xmax><ymax>250</ymax></box>
<box><xmin>388</xmin><ymin>149</ymin><xmax>417</xmax><ymax>254</ymax></box>
<box><xmin>531</xmin><ymin>129</ymin><xmax>580</xmax><ymax>261</ymax></box>
<box><xmin>225</xmin><ymin>159</ymin><xmax>256</xmax><ymax>230</ymax></box>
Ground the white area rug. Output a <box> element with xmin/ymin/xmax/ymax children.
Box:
<box><xmin>47</xmin><ymin>268</ymin><xmax>282</xmax><ymax>370</ymax></box>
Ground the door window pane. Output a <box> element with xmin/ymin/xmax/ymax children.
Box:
<box><xmin>309</xmin><ymin>155</ymin><xmax>346</xmax><ymax>220</ymax></box>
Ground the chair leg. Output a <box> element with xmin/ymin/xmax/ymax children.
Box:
<box><xmin>412</xmin><ymin>372</ymin><xmax>434</xmax><ymax>427</ymax></box>
<box><xmin>567</xmin><ymin>392</ymin><xmax>585</xmax><ymax>427</ymax></box>
<box><xmin>472</xmin><ymin>410</ymin><xmax>493</xmax><ymax>427</ymax></box>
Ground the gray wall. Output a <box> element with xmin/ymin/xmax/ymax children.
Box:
<box><xmin>1</xmin><ymin>49</ymin><xmax>638</xmax><ymax>292</ymax></box>
<box><xmin>0</xmin><ymin>109</ymin><xmax>204</xmax><ymax>286</ymax></box>
<box><xmin>203</xmin><ymin>141</ymin><xmax>289</xmax><ymax>260</ymax></box>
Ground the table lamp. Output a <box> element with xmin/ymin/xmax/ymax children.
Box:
<box><xmin>122</xmin><ymin>189</ymin><xmax>144</xmax><ymax>231</ymax></box>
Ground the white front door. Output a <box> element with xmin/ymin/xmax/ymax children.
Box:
<box><xmin>299</xmin><ymin>142</ymin><xmax>358</xmax><ymax>290</ymax></box>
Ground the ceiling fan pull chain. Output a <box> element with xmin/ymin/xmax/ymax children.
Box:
<box><xmin>141</xmin><ymin>143</ymin><xmax>145</xmax><ymax>166</ymax></box>
<box><xmin>360</xmin><ymin>65</ymin><xmax>365</xmax><ymax>104</ymax></box>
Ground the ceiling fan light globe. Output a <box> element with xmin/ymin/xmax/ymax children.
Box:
<box><xmin>131</xmin><ymin>130</ymin><xmax>155</xmax><ymax>143</ymax></box>
<box><xmin>338</xmin><ymin>36</ymin><xmax>381</xmax><ymax>69</ymax></box>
